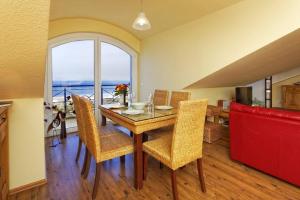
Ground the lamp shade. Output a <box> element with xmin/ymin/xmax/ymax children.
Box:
<box><xmin>132</xmin><ymin>12</ymin><xmax>151</xmax><ymax>31</ymax></box>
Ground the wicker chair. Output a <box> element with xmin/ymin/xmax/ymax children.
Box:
<box><xmin>170</xmin><ymin>91</ymin><xmax>191</xmax><ymax>108</ymax></box>
<box><xmin>144</xmin><ymin>90</ymin><xmax>169</xmax><ymax>140</ymax></box>
<box><xmin>79</xmin><ymin>97</ymin><xmax>134</xmax><ymax>199</ymax></box>
<box><xmin>153</xmin><ymin>89</ymin><xmax>169</xmax><ymax>106</ymax></box>
<box><xmin>71</xmin><ymin>95</ymin><xmax>86</xmax><ymax>163</ymax></box>
<box><xmin>73</xmin><ymin>95</ymin><xmax>123</xmax><ymax>175</ymax></box>
<box><xmin>143</xmin><ymin>99</ymin><xmax>208</xmax><ymax>200</ymax></box>
<box><xmin>146</xmin><ymin>91</ymin><xmax>191</xmax><ymax>140</ymax></box>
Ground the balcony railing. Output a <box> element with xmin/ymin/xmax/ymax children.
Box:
<box><xmin>52</xmin><ymin>83</ymin><xmax>129</xmax><ymax>116</ymax></box>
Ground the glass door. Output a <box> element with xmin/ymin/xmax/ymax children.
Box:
<box><xmin>100</xmin><ymin>42</ymin><xmax>132</xmax><ymax>105</ymax></box>
<box><xmin>51</xmin><ymin>40</ymin><xmax>95</xmax><ymax>132</ymax></box>
<box><xmin>45</xmin><ymin>33</ymin><xmax>138</xmax><ymax>137</ymax></box>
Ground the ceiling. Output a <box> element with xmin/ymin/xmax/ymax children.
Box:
<box><xmin>186</xmin><ymin>28</ymin><xmax>300</xmax><ymax>88</ymax></box>
<box><xmin>50</xmin><ymin>0</ymin><xmax>242</xmax><ymax>39</ymax></box>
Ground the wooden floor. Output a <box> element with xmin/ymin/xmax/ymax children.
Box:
<box><xmin>10</xmin><ymin>129</ymin><xmax>300</xmax><ymax>200</ymax></box>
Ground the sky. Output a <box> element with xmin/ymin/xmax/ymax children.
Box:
<box><xmin>52</xmin><ymin>40</ymin><xmax>131</xmax><ymax>82</ymax></box>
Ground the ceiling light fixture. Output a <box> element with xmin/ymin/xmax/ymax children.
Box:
<box><xmin>132</xmin><ymin>0</ymin><xmax>151</xmax><ymax>31</ymax></box>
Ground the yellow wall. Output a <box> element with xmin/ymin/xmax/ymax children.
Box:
<box><xmin>8</xmin><ymin>98</ymin><xmax>46</xmax><ymax>189</ymax></box>
<box><xmin>0</xmin><ymin>0</ymin><xmax>50</xmax><ymax>190</ymax></box>
<box><xmin>0</xmin><ymin>0</ymin><xmax>50</xmax><ymax>99</ymax></box>
<box><xmin>49</xmin><ymin>18</ymin><xmax>141</xmax><ymax>53</ymax></box>
<box><xmin>140</xmin><ymin>0</ymin><xmax>300</xmax><ymax>102</ymax></box>
<box><xmin>272</xmin><ymin>75</ymin><xmax>300</xmax><ymax>107</ymax></box>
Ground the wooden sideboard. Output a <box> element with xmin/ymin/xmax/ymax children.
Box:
<box><xmin>282</xmin><ymin>85</ymin><xmax>300</xmax><ymax>110</ymax></box>
<box><xmin>0</xmin><ymin>106</ymin><xmax>9</xmax><ymax>200</ymax></box>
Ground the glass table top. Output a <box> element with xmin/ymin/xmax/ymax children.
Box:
<box><xmin>101</xmin><ymin>105</ymin><xmax>177</xmax><ymax>122</ymax></box>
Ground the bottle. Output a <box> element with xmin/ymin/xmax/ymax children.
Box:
<box><xmin>127</xmin><ymin>91</ymin><xmax>132</xmax><ymax>109</ymax></box>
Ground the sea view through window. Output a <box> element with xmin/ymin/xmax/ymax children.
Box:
<box><xmin>51</xmin><ymin>40</ymin><xmax>131</xmax><ymax>110</ymax></box>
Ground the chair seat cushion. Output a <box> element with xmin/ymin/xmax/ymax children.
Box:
<box><xmin>143</xmin><ymin>134</ymin><xmax>173</xmax><ymax>168</ymax></box>
<box><xmin>99</xmin><ymin>129</ymin><xmax>133</xmax><ymax>162</ymax></box>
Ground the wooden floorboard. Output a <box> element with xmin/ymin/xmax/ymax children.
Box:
<box><xmin>10</xmin><ymin>129</ymin><xmax>300</xmax><ymax>200</ymax></box>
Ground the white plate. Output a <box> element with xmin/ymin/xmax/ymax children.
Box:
<box><xmin>155</xmin><ymin>105</ymin><xmax>173</xmax><ymax>110</ymax></box>
<box><xmin>109</xmin><ymin>104</ymin><xmax>125</xmax><ymax>109</ymax></box>
<box><xmin>0</xmin><ymin>104</ymin><xmax>11</xmax><ymax>108</ymax></box>
<box><xmin>131</xmin><ymin>102</ymin><xmax>146</xmax><ymax>110</ymax></box>
<box><xmin>122</xmin><ymin>109</ymin><xmax>144</xmax><ymax>115</ymax></box>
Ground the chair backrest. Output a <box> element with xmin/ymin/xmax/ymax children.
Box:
<box><xmin>79</xmin><ymin>97</ymin><xmax>101</xmax><ymax>162</ymax></box>
<box><xmin>153</xmin><ymin>90</ymin><xmax>169</xmax><ymax>106</ymax></box>
<box><xmin>71</xmin><ymin>95</ymin><xmax>86</xmax><ymax>143</ymax></box>
<box><xmin>171</xmin><ymin>99</ymin><xmax>208</xmax><ymax>169</ymax></box>
<box><xmin>170</xmin><ymin>91</ymin><xmax>191</xmax><ymax>108</ymax></box>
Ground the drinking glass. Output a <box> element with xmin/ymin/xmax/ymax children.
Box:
<box><xmin>148</xmin><ymin>92</ymin><xmax>153</xmax><ymax>104</ymax></box>
<box><xmin>147</xmin><ymin>92</ymin><xmax>154</xmax><ymax>113</ymax></box>
<box><xmin>131</xmin><ymin>92</ymin><xmax>136</xmax><ymax>103</ymax></box>
<box><xmin>127</xmin><ymin>92</ymin><xmax>132</xmax><ymax>109</ymax></box>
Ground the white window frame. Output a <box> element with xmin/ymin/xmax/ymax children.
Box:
<box><xmin>45</xmin><ymin>33</ymin><xmax>138</xmax><ymax>124</ymax></box>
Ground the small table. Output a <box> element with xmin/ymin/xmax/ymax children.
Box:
<box><xmin>206</xmin><ymin>105</ymin><xmax>221</xmax><ymax>122</ymax></box>
<box><xmin>220</xmin><ymin>109</ymin><xmax>230</xmax><ymax>119</ymax></box>
<box><xmin>99</xmin><ymin>105</ymin><xmax>177</xmax><ymax>190</ymax></box>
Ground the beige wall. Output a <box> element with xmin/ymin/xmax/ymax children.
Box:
<box><xmin>272</xmin><ymin>75</ymin><xmax>300</xmax><ymax>107</ymax></box>
<box><xmin>8</xmin><ymin>98</ymin><xmax>46</xmax><ymax>189</ymax></box>
<box><xmin>140</xmin><ymin>0</ymin><xmax>300</xmax><ymax>102</ymax></box>
<box><xmin>49</xmin><ymin>18</ymin><xmax>141</xmax><ymax>53</ymax></box>
<box><xmin>139</xmin><ymin>87</ymin><xmax>234</xmax><ymax>105</ymax></box>
<box><xmin>187</xmin><ymin>88</ymin><xmax>234</xmax><ymax>105</ymax></box>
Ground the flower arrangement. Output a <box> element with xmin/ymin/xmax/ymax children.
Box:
<box><xmin>114</xmin><ymin>84</ymin><xmax>128</xmax><ymax>96</ymax></box>
<box><xmin>114</xmin><ymin>84</ymin><xmax>129</xmax><ymax>106</ymax></box>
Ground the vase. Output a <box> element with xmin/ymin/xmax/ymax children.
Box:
<box><xmin>119</xmin><ymin>93</ymin><xmax>127</xmax><ymax>106</ymax></box>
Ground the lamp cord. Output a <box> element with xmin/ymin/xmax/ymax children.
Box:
<box><xmin>140</xmin><ymin>0</ymin><xmax>143</xmax><ymax>12</ymax></box>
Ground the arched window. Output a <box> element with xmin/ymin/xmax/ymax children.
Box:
<box><xmin>45</xmin><ymin>33</ymin><xmax>138</xmax><ymax>132</ymax></box>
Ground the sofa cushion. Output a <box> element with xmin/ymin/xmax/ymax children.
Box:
<box><xmin>230</xmin><ymin>102</ymin><xmax>300</xmax><ymax>122</ymax></box>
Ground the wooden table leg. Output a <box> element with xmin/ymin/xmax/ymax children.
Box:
<box><xmin>60</xmin><ymin>112</ymin><xmax>67</xmax><ymax>139</ymax></box>
<box><xmin>214</xmin><ymin>116</ymin><xmax>220</xmax><ymax>124</ymax></box>
<box><xmin>101</xmin><ymin>115</ymin><xmax>106</xmax><ymax>126</ymax></box>
<box><xmin>134</xmin><ymin>133</ymin><xmax>143</xmax><ymax>190</ymax></box>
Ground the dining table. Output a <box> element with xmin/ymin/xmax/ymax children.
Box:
<box><xmin>99</xmin><ymin>104</ymin><xmax>177</xmax><ymax>190</ymax></box>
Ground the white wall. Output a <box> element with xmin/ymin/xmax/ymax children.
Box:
<box><xmin>247</xmin><ymin>80</ymin><xmax>265</xmax><ymax>102</ymax></box>
<box><xmin>248</xmin><ymin>66</ymin><xmax>300</xmax><ymax>106</ymax></box>
<box><xmin>272</xmin><ymin>67</ymin><xmax>300</xmax><ymax>107</ymax></box>
<box><xmin>273</xmin><ymin>67</ymin><xmax>300</xmax><ymax>83</ymax></box>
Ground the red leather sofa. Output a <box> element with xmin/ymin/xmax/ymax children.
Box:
<box><xmin>230</xmin><ymin>102</ymin><xmax>300</xmax><ymax>186</ymax></box>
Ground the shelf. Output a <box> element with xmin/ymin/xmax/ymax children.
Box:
<box><xmin>265</xmin><ymin>76</ymin><xmax>272</xmax><ymax>108</ymax></box>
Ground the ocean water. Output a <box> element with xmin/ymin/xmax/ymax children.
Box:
<box><xmin>52</xmin><ymin>80</ymin><xmax>129</xmax><ymax>98</ymax></box>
